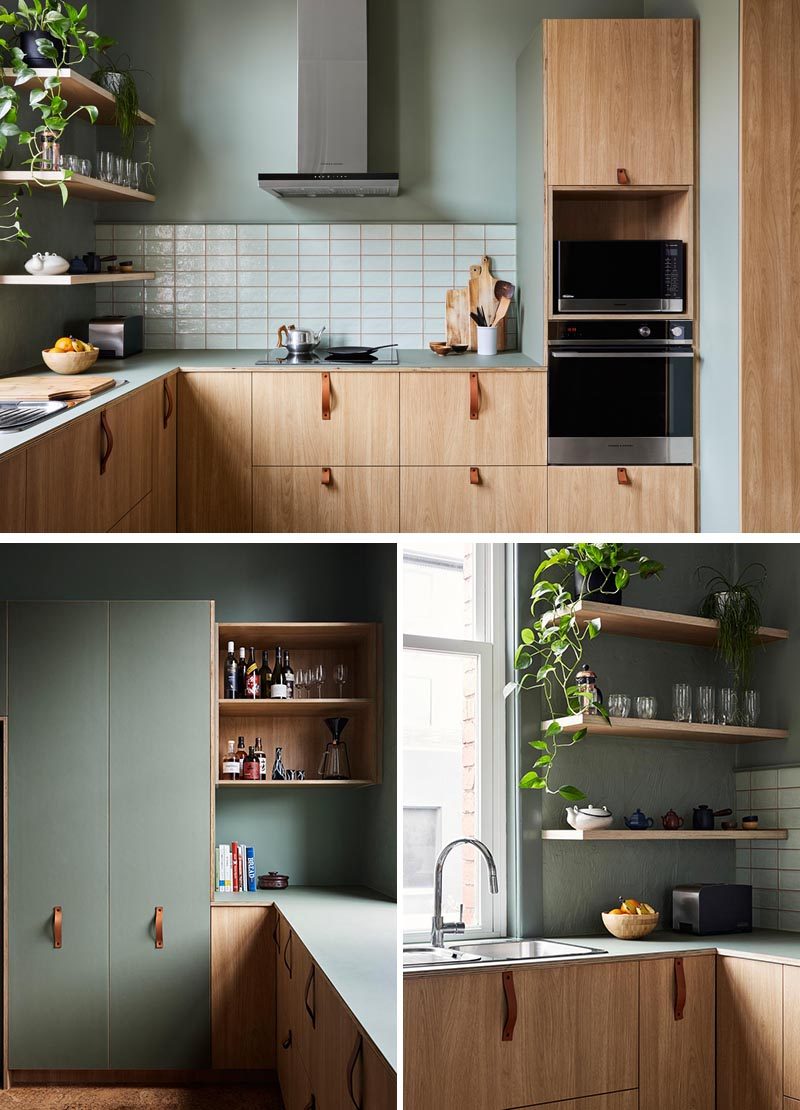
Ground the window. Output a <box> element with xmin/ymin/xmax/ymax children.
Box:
<box><xmin>402</xmin><ymin>543</ymin><xmax>506</xmax><ymax>940</ymax></box>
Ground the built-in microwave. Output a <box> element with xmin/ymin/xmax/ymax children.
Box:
<box><xmin>554</xmin><ymin>240</ymin><xmax>685</xmax><ymax>313</ymax></box>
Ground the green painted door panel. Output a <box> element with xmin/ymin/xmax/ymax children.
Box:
<box><xmin>108</xmin><ymin>602</ymin><xmax>212</xmax><ymax>1068</ymax></box>
<box><xmin>8</xmin><ymin>602</ymin><xmax>110</xmax><ymax>1068</ymax></box>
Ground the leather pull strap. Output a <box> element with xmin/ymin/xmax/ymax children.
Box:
<box><xmin>469</xmin><ymin>372</ymin><xmax>481</xmax><ymax>419</ymax></box>
<box><xmin>346</xmin><ymin>1032</ymin><xmax>363</xmax><ymax>1108</ymax></box>
<box><xmin>155</xmin><ymin>906</ymin><xmax>164</xmax><ymax>949</ymax></box>
<box><xmin>674</xmin><ymin>957</ymin><xmax>686</xmax><ymax>1020</ymax></box>
<box><xmin>321</xmin><ymin>467</ymin><xmax>332</xmax><ymax>486</ymax></box>
<box><xmin>322</xmin><ymin>372</ymin><xmax>331</xmax><ymax>420</ymax></box>
<box><xmin>617</xmin><ymin>466</ymin><xmax>631</xmax><ymax>486</ymax></box>
<box><xmin>273</xmin><ymin>915</ymin><xmax>280</xmax><ymax>950</ymax></box>
<box><xmin>100</xmin><ymin>410</ymin><xmax>114</xmax><ymax>475</ymax></box>
<box><xmin>617</xmin><ymin>167</ymin><xmax>630</xmax><ymax>185</ymax></box>
<box><xmin>470</xmin><ymin>467</ymin><xmax>480</xmax><ymax>485</ymax></box>
<box><xmin>284</xmin><ymin>930</ymin><xmax>293</xmax><ymax>977</ymax></box>
<box><xmin>305</xmin><ymin>964</ymin><xmax>316</xmax><ymax>1028</ymax></box>
<box><xmin>502</xmin><ymin>970</ymin><xmax>517</xmax><ymax>1041</ymax></box>
<box><xmin>53</xmin><ymin>906</ymin><xmax>62</xmax><ymax>949</ymax></box>
<box><xmin>163</xmin><ymin>377</ymin><xmax>174</xmax><ymax>429</ymax></box>
<box><xmin>282</xmin><ymin>1031</ymin><xmax>292</xmax><ymax>1050</ymax></box>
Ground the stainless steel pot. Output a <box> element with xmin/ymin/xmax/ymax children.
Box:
<box><xmin>277</xmin><ymin>323</ymin><xmax>326</xmax><ymax>353</ymax></box>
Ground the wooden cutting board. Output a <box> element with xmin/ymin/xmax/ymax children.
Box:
<box><xmin>445</xmin><ymin>288</ymin><xmax>470</xmax><ymax>346</ymax></box>
<box><xmin>468</xmin><ymin>256</ymin><xmax>507</xmax><ymax>352</ymax></box>
<box><xmin>0</xmin><ymin>374</ymin><xmax>116</xmax><ymax>400</ymax></box>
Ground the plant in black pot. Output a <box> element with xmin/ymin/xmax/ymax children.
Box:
<box><xmin>507</xmin><ymin>542</ymin><xmax>664</xmax><ymax>800</ymax></box>
<box><xmin>697</xmin><ymin>562</ymin><xmax>766</xmax><ymax>718</ymax></box>
<box><xmin>0</xmin><ymin>1</ymin><xmax>113</xmax><ymax>67</ymax></box>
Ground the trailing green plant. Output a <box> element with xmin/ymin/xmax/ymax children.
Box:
<box><xmin>0</xmin><ymin>2</ymin><xmax>115</xmax><ymax>242</ymax></box>
<box><xmin>90</xmin><ymin>52</ymin><xmax>143</xmax><ymax>159</ymax></box>
<box><xmin>507</xmin><ymin>543</ymin><xmax>664</xmax><ymax>801</ymax></box>
<box><xmin>697</xmin><ymin>562</ymin><xmax>766</xmax><ymax>708</ymax></box>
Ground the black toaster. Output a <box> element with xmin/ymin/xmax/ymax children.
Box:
<box><xmin>672</xmin><ymin>883</ymin><xmax>752</xmax><ymax>935</ymax></box>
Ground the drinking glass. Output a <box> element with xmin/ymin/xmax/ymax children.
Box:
<box><xmin>696</xmin><ymin>685</ymin><xmax>716</xmax><ymax>724</ymax></box>
<box><xmin>129</xmin><ymin>161</ymin><xmax>141</xmax><ymax>191</ymax></box>
<box><xmin>315</xmin><ymin>663</ymin><xmax>326</xmax><ymax>698</ymax></box>
<box><xmin>335</xmin><ymin>663</ymin><xmax>348</xmax><ymax>698</ymax></box>
<box><xmin>97</xmin><ymin>151</ymin><xmax>112</xmax><ymax>182</ymax></box>
<box><xmin>635</xmin><ymin>695</ymin><xmax>658</xmax><ymax>720</ymax></box>
<box><xmin>607</xmin><ymin>693</ymin><xmax>631</xmax><ymax>718</ymax></box>
<box><xmin>719</xmin><ymin>687</ymin><xmax>738</xmax><ymax>725</ymax></box>
<box><xmin>742</xmin><ymin>689</ymin><xmax>760</xmax><ymax>727</ymax></box>
<box><xmin>124</xmin><ymin>157</ymin><xmax>134</xmax><ymax>188</ymax></box>
<box><xmin>672</xmin><ymin>683</ymin><xmax>692</xmax><ymax>722</ymax></box>
<box><xmin>114</xmin><ymin>154</ymin><xmax>126</xmax><ymax>186</ymax></box>
<box><xmin>80</xmin><ymin>157</ymin><xmax>92</xmax><ymax>178</ymax></box>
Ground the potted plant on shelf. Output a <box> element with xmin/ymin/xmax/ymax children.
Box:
<box><xmin>90</xmin><ymin>51</ymin><xmax>145</xmax><ymax>158</ymax></box>
<box><xmin>697</xmin><ymin>562</ymin><xmax>766</xmax><ymax>719</ymax></box>
<box><xmin>507</xmin><ymin>543</ymin><xmax>664</xmax><ymax>801</ymax></box>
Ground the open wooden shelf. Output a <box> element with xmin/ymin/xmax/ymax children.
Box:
<box><xmin>0</xmin><ymin>170</ymin><xmax>155</xmax><ymax>202</ymax></box>
<box><xmin>216</xmin><ymin>779</ymin><xmax>373</xmax><ymax>789</ymax></box>
<box><xmin>568</xmin><ymin>600</ymin><xmax>788</xmax><ymax>647</ymax></box>
<box><xmin>0</xmin><ymin>271</ymin><xmax>154</xmax><ymax>286</ymax></box>
<box><xmin>1</xmin><ymin>68</ymin><xmax>156</xmax><ymax>126</ymax></box>
<box><xmin>542</xmin><ymin>828</ymin><xmax>788</xmax><ymax>841</ymax></box>
<box><xmin>546</xmin><ymin>713</ymin><xmax>788</xmax><ymax>746</ymax></box>
<box><xmin>219</xmin><ymin>697</ymin><xmax>372</xmax><ymax>718</ymax></box>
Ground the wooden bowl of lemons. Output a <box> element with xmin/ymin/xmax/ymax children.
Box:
<box><xmin>602</xmin><ymin>899</ymin><xmax>660</xmax><ymax>939</ymax></box>
<box><xmin>42</xmin><ymin>338</ymin><xmax>100</xmax><ymax>375</ymax></box>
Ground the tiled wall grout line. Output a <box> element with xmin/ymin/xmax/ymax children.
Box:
<box><xmin>735</xmin><ymin>767</ymin><xmax>800</xmax><ymax>931</ymax></box>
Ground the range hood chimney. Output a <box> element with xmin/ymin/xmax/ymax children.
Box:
<box><xmin>259</xmin><ymin>0</ymin><xmax>399</xmax><ymax>198</ymax></box>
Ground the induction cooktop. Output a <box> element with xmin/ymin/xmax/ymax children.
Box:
<box><xmin>256</xmin><ymin>347</ymin><xmax>401</xmax><ymax>367</ymax></box>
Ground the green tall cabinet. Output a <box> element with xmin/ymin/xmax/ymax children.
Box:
<box><xmin>8</xmin><ymin>600</ymin><xmax>212</xmax><ymax>1072</ymax></box>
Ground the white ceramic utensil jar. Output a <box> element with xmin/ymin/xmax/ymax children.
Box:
<box><xmin>477</xmin><ymin>326</ymin><xmax>498</xmax><ymax>356</ymax></box>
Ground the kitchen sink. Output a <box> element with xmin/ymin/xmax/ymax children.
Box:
<box><xmin>452</xmin><ymin>938</ymin><xmax>606</xmax><ymax>961</ymax></box>
<box><xmin>403</xmin><ymin>945</ymin><xmax>483</xmax><ymax>967</ymax></box>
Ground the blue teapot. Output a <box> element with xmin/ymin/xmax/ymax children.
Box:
<box><xmin>624</xmin><ymin>808</ymin><xmax>654</xmax><ymax>830</ymax></box>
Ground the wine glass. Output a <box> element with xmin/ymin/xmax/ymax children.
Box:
<box><xmin>315</xmin><ymin>663</ymin><xmax>326</xmax><ymax>698</ymax></box>
<box><xmin>335</xmin><ymin>663</ymin><xmax>348</xmax><ymax>698</ymax></box>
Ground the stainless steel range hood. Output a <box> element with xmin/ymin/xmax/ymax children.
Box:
<box><xmin>259</xmin><ymin>0</ymin><xmax>399</xmax><ymax>198</ymax></box>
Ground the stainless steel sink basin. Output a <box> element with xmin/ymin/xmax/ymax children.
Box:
<box><xmin>403</xmin><ymin>945</ymin><xmax>483</xmax><ymax>967</ymax></box>
<box><xmin>452</xmin><ymin>938</ymin><xmax>606</xmax><ymax>961</ymax></box>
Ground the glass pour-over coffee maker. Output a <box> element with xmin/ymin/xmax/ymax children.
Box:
<box><xmin>318</xmin><ymin>717</ymin><xmax>351</xmax><ymax>780</ymax></box>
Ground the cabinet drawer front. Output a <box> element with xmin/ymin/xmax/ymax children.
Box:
<box><xmin>509</xmin><ymin>1093</ymin><xmax>638</xmax><ymax>1110</ymax></box>
<box><xmin>401</xmin><ymin>466</ymin><xmax>546</xmax><ymax>532</ymax></box>
<box><xmin>253</xmin><ymin>467</ymin><xmax>400</xmax><ymax>532</ymax></box>
<box><xmin>400</xmin><ymin>372</ymin><xmax>546</xmax><ymax>465</ymax></box>
<box><xmin>547</xmin><ymin>467</ymin><xmax>695</xmax><ymax>532</ymax></box>
<box><xmin>717</xmin><ymin>956</ymin><xmax>782</xmax><ymax>1110</ymax></box>
<box><xmin>108</xmin><ymin>492</ymin><xmax>153</xmax><ymax>532</ymax></box>
<box><xmin>102</xmin><ymin>382</ymin><xmax>156</xmax><ymax>529</ymax></box>
<box><xmin>253</xmin><ymin>372</ymin><xmax>400</xmax><ymax>465</ymax></box>
<box><xmin>26</xmin><ymin>413</ymin><xmax>105</xmax><ymax>532</ymax></box>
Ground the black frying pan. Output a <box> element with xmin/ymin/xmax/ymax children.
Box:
<box><xmin>325</xmin><ymin>343</ymin><xmax>398</xmax><ymax>358</ymax></box>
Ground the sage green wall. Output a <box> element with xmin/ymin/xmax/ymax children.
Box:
<box><xmin>0</xmin><ymin>542</ymin><xmax>397</xmax><ymax>898</ymax></box>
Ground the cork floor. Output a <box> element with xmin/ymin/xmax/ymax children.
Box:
<box><xmin>0</xmin><ymin>1087</ymin><xmax>283</xmax><ymax>1109</ymax></box>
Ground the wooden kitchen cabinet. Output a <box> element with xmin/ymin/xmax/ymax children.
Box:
<box><xmin>317</xmin><ymin>972</ymin><xmax>395</xmax><ymax>1110</ymax></box>
<box><xmin>544</xmin><ymin>19</ymin><xmax>695</xmax><ymax>186</ymax></box>
<box><xmin>101</xmin><ymin>382</ymin><xmax>156</xmax><ymax>530</ymax></box>
<box><xmin>716</xmin><ymin>956</ymin><xmax>783</xmax><ymax>1110</ymax></box>
<box><xmin>547</xmin><ymin>466</ymin><xmax>696</xmax><ymax>531</ymax></box>
<box><xmin>639</xmin><ymin>954</ymin><xmax>715</xmax><ymax>1110</ymax></box>
<box><xmin>400</xmin><ymin>372</ymin><xmax>546</xmax><ymax>465</ymax></box>
<box><xmin>152</xmin><ymin>373</ymin><xmax>177</xmax><ymax>531</ymax></box>
<box><xmin>0</xmin><ymin>451</ymin><xmax>26</xmax><ymax>531</ymax></box>
<box><xmin>211</xmin><ymin>906</ymin><xmax>276</xmax><ymax>1069</ymax></box>
<box><xmin>511</xmin><ymin>1094</ymin><xmax>638</xmax><ymax>1110</ymax></box>
<box><xmin>253</xmin><ymin>466</ymin><xmax>400</xmax><ymax>532</ymax></box>
<box><xmin>109</xmin><ymin>492</ymin><xmax>154</xmax><ymax>532</ymax></box>
<box><xmin>401</xmin><ymin>465</ymin><xmax>546</xmax><ymax>532</ymax></box>
<box><xmin>252</xmin><ymin>371</ymin><xmax>399</xmax><ymax>465</ymax></box>
<box><xmin>177</xmin><ymin>371</ymin><xmax>252</xmax><ymax>532</ymax></box>
<box><xmin>784</xmin><ymin>965</ymin><xmax>800</xmax><ymax>1099</ymax></box>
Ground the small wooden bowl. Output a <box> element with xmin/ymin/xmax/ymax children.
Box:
<box><xmin>430</xmin><ymin>341</ymin><xmax>469</xmax><ymax>357</ymax></box>
<box><xmin>601</xmin><ymin>911</ymin><xmax>660</xmax><ymax>940</ymax></box>
<box><xmin>42</xmin><ymin>347</ymin><xmax>100</xmax><ymax>375</ymax></box>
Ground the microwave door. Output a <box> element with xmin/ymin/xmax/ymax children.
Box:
<box><xmin>556</xmin><ymin>241</ymin><xmax>684</xmax><ymax>312</ymax></box>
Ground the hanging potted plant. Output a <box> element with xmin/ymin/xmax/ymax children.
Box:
<box><xmin>697</xmin><ymin>562</ymin><xmax>766</xmax><ymax>716</ymax></box>
<box><xmin>507</xmin><ymin>543</ymin><xmax>664</xmax><ymax>801</ymax></box>
<box><xmin>90</xmin><ymin>52</ymin><xmax>146</xmax><ymax>158</ymax></box>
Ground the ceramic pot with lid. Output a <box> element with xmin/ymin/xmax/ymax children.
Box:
<box><xmin>692</xmin><ymin>805</ymin><xmax>733</xmax><ymax>830</ymax></box>
<box><xmin>624</xmin><ymin>808</ymin><xmax>654</xmax><ymax>830</ymax></box>
<box><xmin>661</xmin><ymin>809</ymin><xmax>684</xmax><ymax>830</ymax></box>
<box><xmin>258</xmin><ymin>871</ymin><xmax>289</xmax><ymax>890</ymax></box>
<box><xmin>565</xmin><ymin>804</ymin><xmax>613</xmax><ymax>831</ymax></box>
<box><xmin>277</xmin><ymin>323</ymin><xmax>326</xmax><ymax>354</ymax></box>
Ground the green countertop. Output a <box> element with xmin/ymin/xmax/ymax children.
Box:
<box><xmin>214</xmin><ymin>886</ymin><xmax>397</xmax><ymax>1070</ymax></box>
<box><xmin>0</xmin><ymin>348</ymin><xmax>542</xmax><ymax>460</ymax></box>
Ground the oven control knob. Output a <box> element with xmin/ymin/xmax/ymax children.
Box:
<box><xmin>638</xmin><ymin>326</ymin><xmax>651</xmax><ymax>337</ymax></box>
<box><xmin>670</xmin><ymin>325</ymin><xmax>684</xmax><ymax>337</ymax></box>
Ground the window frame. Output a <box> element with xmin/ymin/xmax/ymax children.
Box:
<box><xmin>402</xmin><ymin>543</ymin><xmax>507</xmax><ymax>943</ymax></box>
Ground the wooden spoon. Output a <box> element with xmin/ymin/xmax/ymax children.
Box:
<box><xmin>492</xmin><ymin>280</ymin><xmax>516</xmax><ymax>326</ymax></box>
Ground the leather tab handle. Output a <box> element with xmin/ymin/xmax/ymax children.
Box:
<box><xmin>502</xmin><ymin>970</ymin><xmax>517</xmax><ymax>1041</ymax></box>
<box><xmin>346</xmin><ymin>1032</ymin><xmax>363</xmax><ymax>1108</ymax></box>
<box><xmin>617</xmin><ymin>167</ymin><xmax>630</xmax><ymax>185</ymax></box>
<box><xmin>470</xmin><ymin>467</ymin><xmax>480</xmax><ymax>485</ymax></box>
<box><xmin>53</xmin><ymin>906</ymin><xmax>62</xmax><ymax>949</ymax></box>
<box><xmin>155</xmin><ymin>906</ymin><xmax>164</xmax><ymax>949</ymax></box>
<box><xmin>305</xmin><ymin>964</ymin><xmax>316</xmax><ymax>1027</ymax></box>
<box><xmin>617</xmin><ymin>466</ymin><xmax>631</xmax><ymax>486</ymax></box>
<box><xmin>674</xmin><ymin>957</ymin><xmax>686</xmax><ymax>1020</ymax></box>
<box><xmin>100</xmin><ymin>410</ymin><xmax>114</xmax><ymax>475</ymax></box>
<box><xmin>273</xmin><ymin>915</ymin><xmax>280</xmax><ymax>950</ymax></box>
<box><xmin>163</xmin><ymin>377</ymin><xmax>174</xmax><ymax>429</ymax></box>
<box><xmin>282</xmin><ymin>1031</ymin><xmax>292</xmax><ymax>1050</ymax></box>
<box><xmin>469</xmin><ymin>372</ymin><xmax>481</xmax><ymax>419</ymax></box>
<box><xmin>284</xmin><ymin>929</ymin><xmax>293</xmax><ymax>977</ymax></box>
<box><xmin>321</xmin><ymin>467</ymin><xmax>332</xmax><ymax>486</ymax></box>
<box><xmin>322</xmin><ymin>372</ymin><xmax>331</xmax><ymax>420</ymax></box>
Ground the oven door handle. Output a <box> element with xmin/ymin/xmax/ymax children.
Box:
<box><xmin>549</xmin><ymin>351</ymin><xmax>695</xmax><ymax>359</ymax></box>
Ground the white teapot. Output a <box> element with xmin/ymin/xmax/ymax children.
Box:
<box><xmin>565</xmin><ymin>804</ymin><xmax>613</xmax><ymax>831</ymax></box>
<box><xmin>25</xmin><ymin>252</ymin><xmax>69</xmax><ymax>276</ymax></box>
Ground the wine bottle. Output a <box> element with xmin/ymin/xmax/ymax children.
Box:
<box><xmin>259</xmin><ymin>650</ymin><xmax>272</xmax><ymax>698</ymax></box>
<box><xmin>243</xmin><ymin>746</ymin><xmax>260</xmax><ymax>781</ymax></box>
<box><xmin>245</xmin><ymin>646</ymin><xmax>260</xmax><ymax>699</ymax></box>
<box><xmin>221</xmin><ymin>739</ymin><xmax>240</xmax><ymax>781</ymax></box>
<box><xmin>284</xmin><ymin>650</ymin><xmax>295</xmax><ymax>699</ymax></box>
<box><xmin>271</xmin><ymin>646</ymin><xmax>288</xmax><ymax>699</ymax></box>
<box><xmin>255</xmin><ymin>736</ymin><xmax>267</xmax><ymax>780</ymax></box>
<box><xmin>236</xmin><ymin>647</ymin><xmax>247</xmax><ymax>698</ymax></box>
<box><xmin>224</xmin><ymin>641</ymin><xmax>238</xmax><ymax>699</ymax></box>
<box><xmin>236</xmin><ymin>736</ymin><xmax>247</xmax><ymax>773</ymax></box>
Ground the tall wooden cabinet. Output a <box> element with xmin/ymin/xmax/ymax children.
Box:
<box><xmin>716</xmin><ymin>956</ymin><xmax>783</xmax><ymax>1110</ymax></box>
<box><xmin>7</xmin><ymin>600</ymin><xmax>213</xmax><ymax>1071</ymax></box>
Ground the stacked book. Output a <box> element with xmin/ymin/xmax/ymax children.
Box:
<box><xmin>216</xmin><ymin>841</ymin><xmax>256</xmax><ymax>893</ymax></box>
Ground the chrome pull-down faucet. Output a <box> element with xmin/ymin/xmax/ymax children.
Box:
<box><xmin>431</xmin><ymin>837</ymin><xmax>499</xmax><ymax>948</ymax></box>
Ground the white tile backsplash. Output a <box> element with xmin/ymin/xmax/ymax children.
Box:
<box><xmin>737</xmin><ymin>765</ymin><xmax>800</xmax><ymax>932</ymax></box>
<box><xmin>98</xmin><ymin>223</ymin><xmax>517</xmax><ymax>351</ymax></box>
